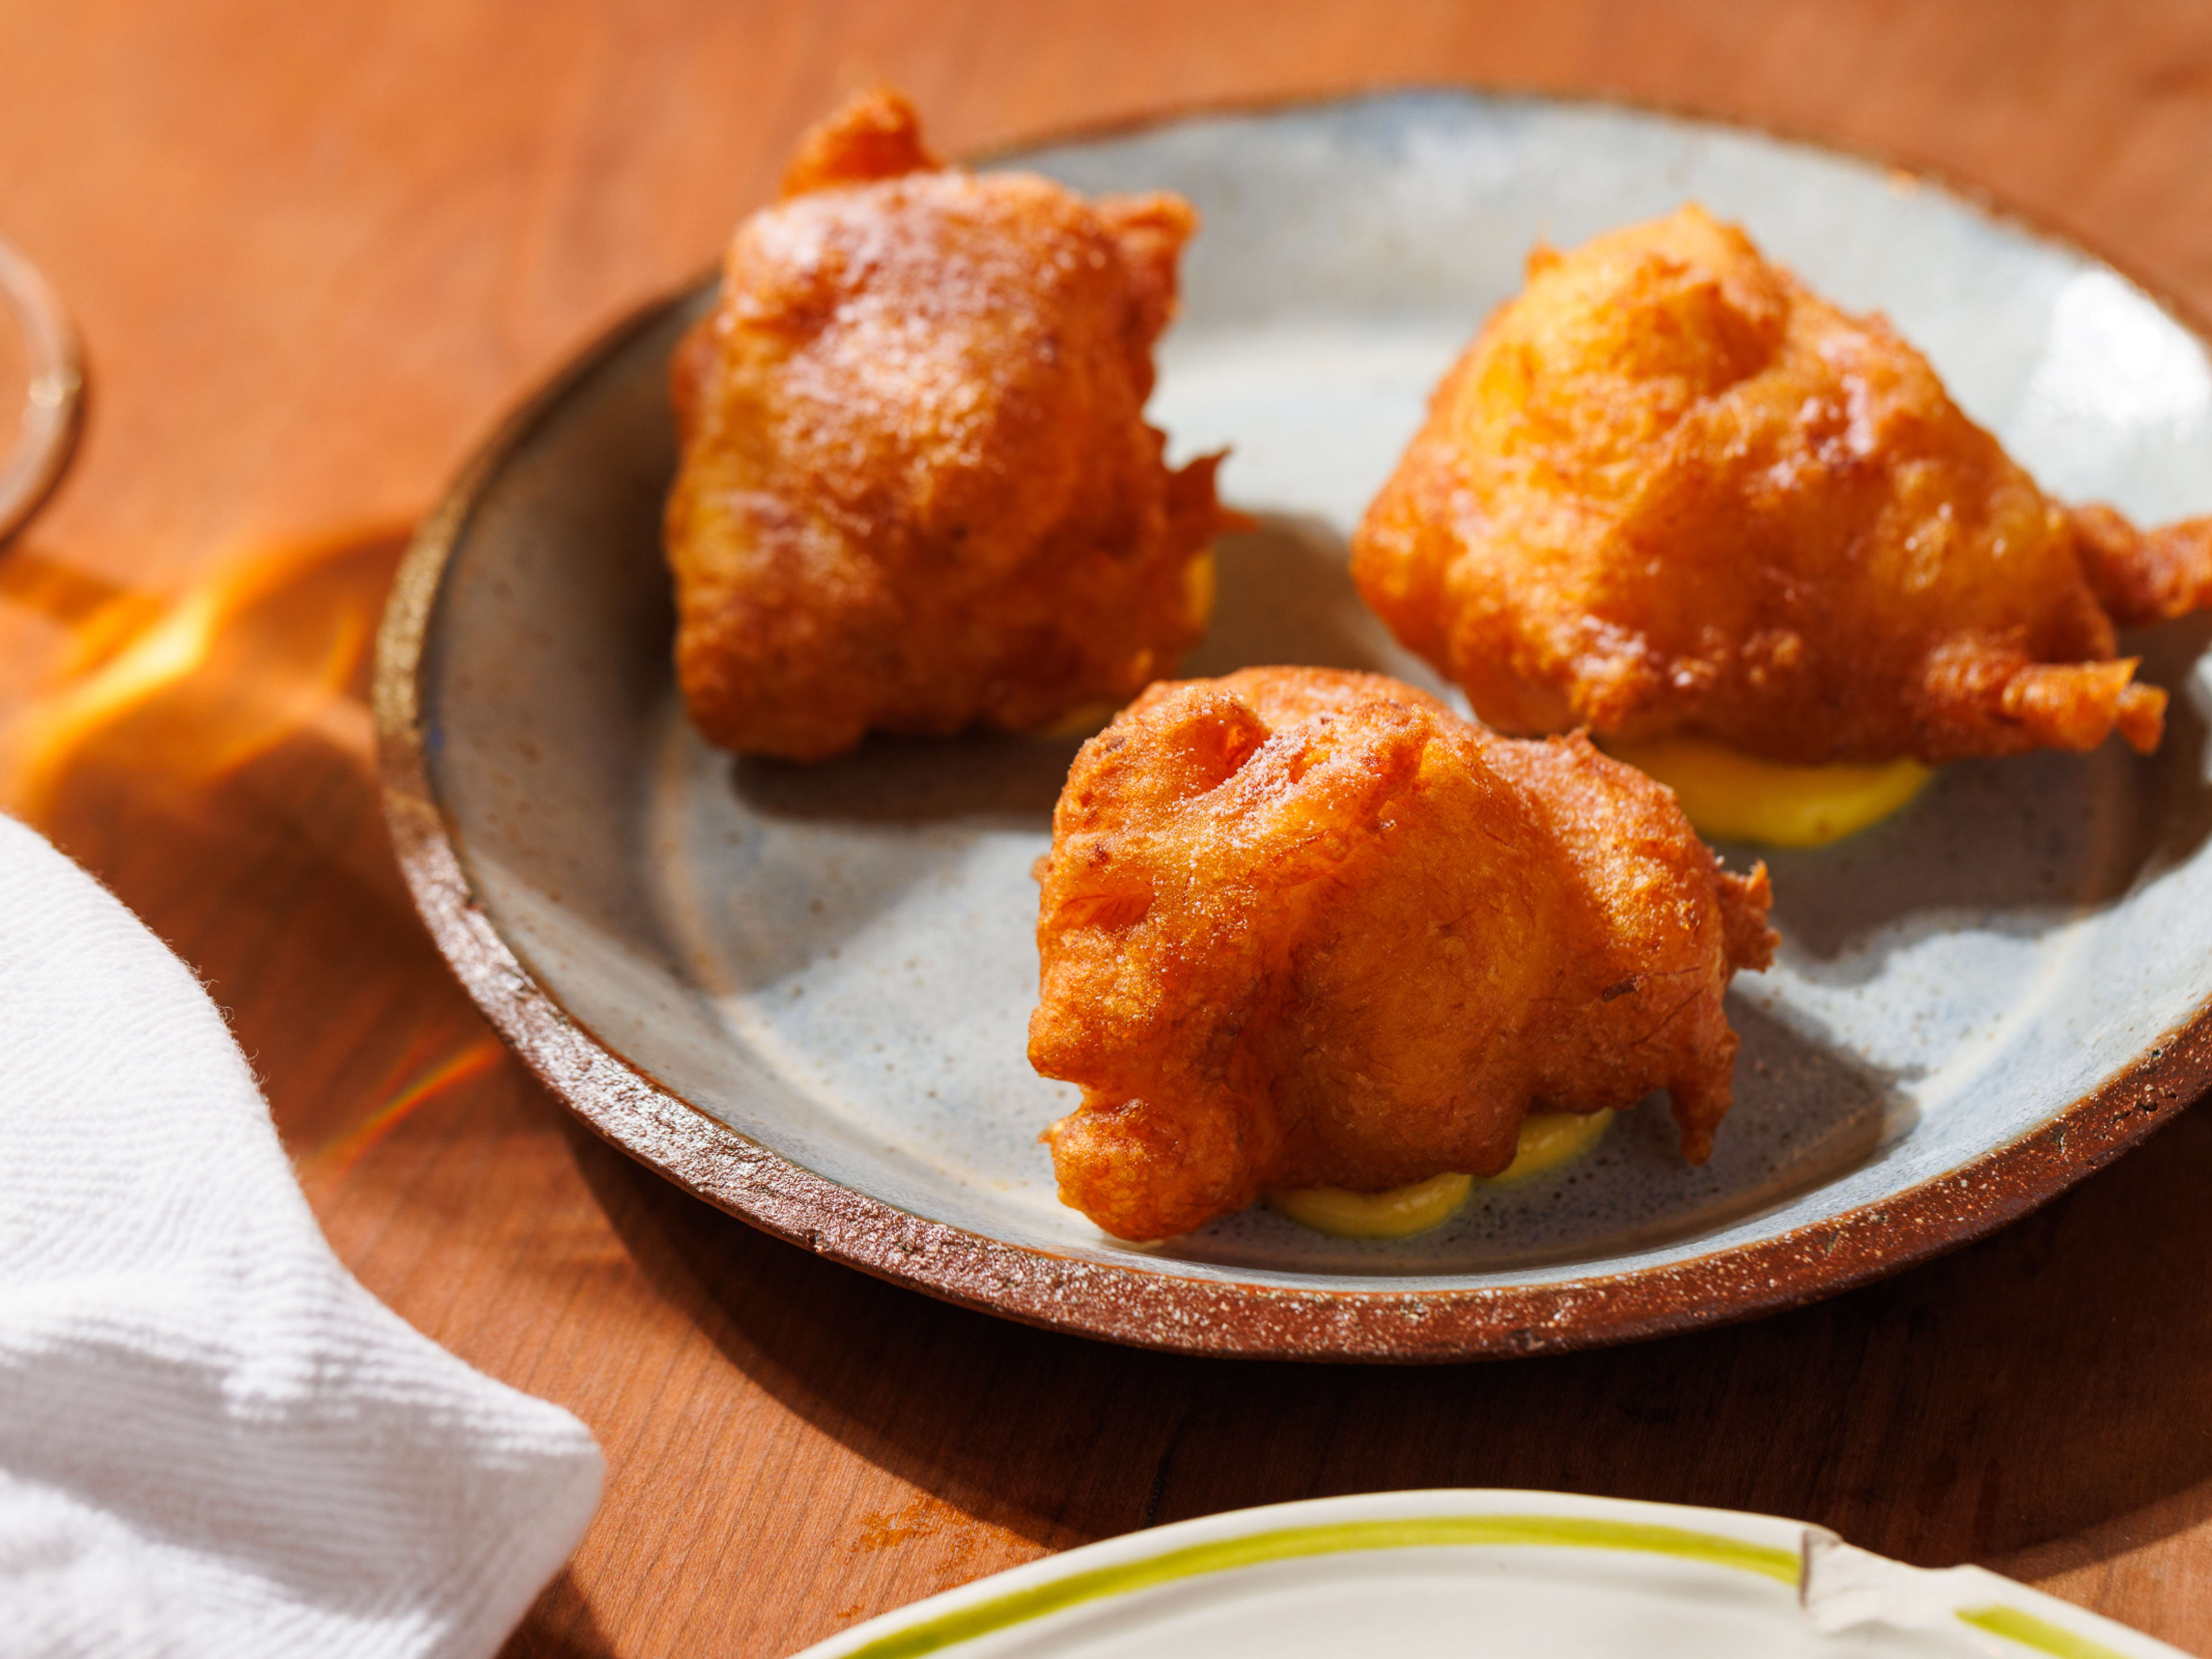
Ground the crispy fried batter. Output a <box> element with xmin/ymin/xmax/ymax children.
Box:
<box><xmin>1028</xmin><ymin>666</ymin><xmax>1775</xmax><ymax>1241</ymax></box>
<box><xmin>665</xmin><ymin>89</ymin><xmax>1234</xmax><ymax>762</ymax></box>
<box><xmin>2070</xmin><ymin>503</ymin><xmax>2212</xmax><ymax>629</ymax></box>
<box><xmin>1351</xmin><ymin>204</ymin><xmax>2211</xmax><ymax>765</ymax></box>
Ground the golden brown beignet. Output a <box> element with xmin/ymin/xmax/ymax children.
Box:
<box><xmin>665</xmin><ymin>89</ymin><xmax>1234</xmax><ymax>762</ymax></box>
<box><xmin>1352</xmin><ymin>205</ymin><xmax>2212</xmax><ymax>764</ymax></box>
<box><xmin>1029</xmin><ymin>666</ymin><xmax>1775</xmax><ymax>1241</ymax></box>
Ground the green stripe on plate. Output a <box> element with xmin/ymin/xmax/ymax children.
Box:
<box><xmin>839</xmin><ymin>1514</ymin><xmax>1801</xmax><ymax>1659</ymax></box>
<box><xmin>1959</xmin><ymin>1605</ymin><xmax>2133</xmax><ymax>1659</ymax></box>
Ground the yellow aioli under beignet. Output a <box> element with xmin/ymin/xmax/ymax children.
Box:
<box><xmin>1499</xmin><ymin>1107</ymin><xmax>1617</xmax><ymax>1180</ymax></box>
<box><xmin>1604</xmin><ymin>735</ymin><xmax>1931</xmax><ymax>849</ymax></box>
<box><xmin>1268</xmin><ymin>1171</ymin><xmax>1474</xmax><ymax>1240</ymax></box>
<box><xmin>1040</xmin><ymin>701</ymin><xmax>1124</xmax><ymax>740</ymax></box>
<box><xmin>1181</xmin><ymin>547</ymin><xmax>1218</xmax><ymax>630</ymax></box>
<box><xmin>1268</xmin><ymin>1111</ymin><xmax>1615</xmax><ymax>1239</ymax></box>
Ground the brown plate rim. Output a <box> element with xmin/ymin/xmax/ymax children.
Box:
<box><xmin>373</xmin><ymin>85</ymin><xmax>2212</xmax><ymax>1363</ymax></box>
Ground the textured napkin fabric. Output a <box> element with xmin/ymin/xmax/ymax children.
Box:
<box><xmin>0</xmin><ymin>816</ymin><xmax>603</xmax><ymax>1658</ymax></box>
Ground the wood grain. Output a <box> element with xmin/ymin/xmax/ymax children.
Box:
<box><xmin>3</xmin><ymin>2</ymin><xmax>2212</xmax><ymax>1653</ymax></box>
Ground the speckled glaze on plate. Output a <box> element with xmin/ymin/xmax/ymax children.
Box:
<box><xmin>375</xmin><ymin>90</ymin><xmax>2212</xmax><ymax>1360</ymax></box>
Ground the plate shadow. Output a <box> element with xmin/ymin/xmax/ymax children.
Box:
<box><xmin>570</xmin><ymin>1097</ymin><xmax>2212</xmax><ymax>1574</ymax></box>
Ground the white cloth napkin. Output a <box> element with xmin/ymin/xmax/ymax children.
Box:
<box><xmin>0</xmin><ymin>815</ymin><xmax>604</xmax><ymax>1658</ymax></box>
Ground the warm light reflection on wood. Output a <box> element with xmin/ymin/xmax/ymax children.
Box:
<box><xmin>304</xmin><ymin>1035</ymin><xmax>508</xmax><ymax>1181</ymax></box>
<box><xmin>0</xmin><ymin>525</ymin><xmax>408</xmax><ymax>817</ymax></box>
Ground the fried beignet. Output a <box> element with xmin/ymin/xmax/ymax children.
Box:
<box><xmin>1353</xmin><ymin>205</ymin><xmax>2212</xmax><ymax>765</ymax></box>
<box><xmin>665</xmin><ymin>90</ymin><xmax>1234</xmax><ymax>762</ymax></box>
<box><xmin>1028</xmin><ymin>666</ymin><xmax>1775</xmax><ymax>1241</ymax></box>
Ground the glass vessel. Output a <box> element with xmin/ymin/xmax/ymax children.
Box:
<box><xmin>0</xmin><ymin>234</ymin><xmax>81</xmax><ymax>543</ymax></box>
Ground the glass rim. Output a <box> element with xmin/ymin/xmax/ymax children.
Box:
<box><xmin>0</xmin><ymin>233</ymin><xmax>82</xmax><ymax>545</ymax></box>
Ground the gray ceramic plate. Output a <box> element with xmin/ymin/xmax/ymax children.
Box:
<box><xmin>376</xmin><ymin>90</ymin><xmax>2212</xmax><ymax>1360</ymax></box>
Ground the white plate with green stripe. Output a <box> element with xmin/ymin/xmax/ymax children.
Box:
<box><xmin>798</xmin><ymin>1491</ymin><xmax>2176</xmax><ymax>1659</ymax></box>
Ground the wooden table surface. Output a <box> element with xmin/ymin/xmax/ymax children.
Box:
<box><xmin>6</xmin><ymin>2</ymin><xmax>2212</xmax><ymax>1653</ymax></box>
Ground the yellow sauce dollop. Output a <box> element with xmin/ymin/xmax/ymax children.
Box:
<box><xmin>1268</xmin><ymin>1169</ymin><xmax>1474</xmax><ymax>1240</ymax></box>
<box><xmin>1039</xmin><ymin>700</ymin><xmax>1121</xmax><ymax>740</ymax></box>
<box><xmin>1496</xmin><ymin>1108</ymin><xmax>1616</xmax><ymax>1181</ymax></box>
<box><xmin>1603</xmin><ymin>735</ymin><xmax>1931</xmax><ymax>849</ymax></box>
<box><xmin>1182</xmin><ymin>548</ymin><xmax>1217</xmax><ymax>630</ymax></box>
<box><xmin>1268</xmin><ymin>1109</ymin><xmax>1614</xmax><ymax>1239</ymax></box>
